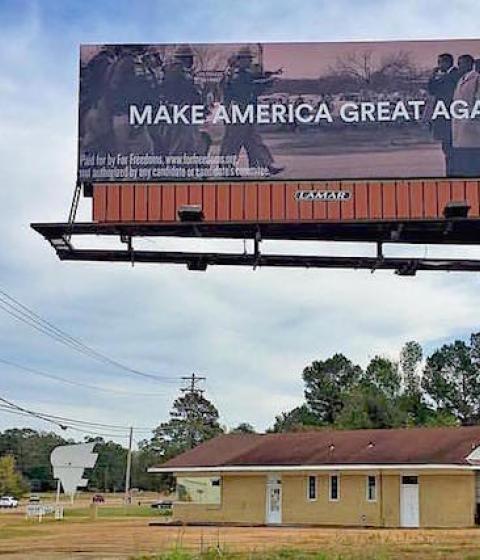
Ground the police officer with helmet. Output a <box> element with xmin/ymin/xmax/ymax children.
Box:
<box><xmin>220</xmin><ymin>45</ymin><xmax>284</xmax><ymax>176</ymax></box>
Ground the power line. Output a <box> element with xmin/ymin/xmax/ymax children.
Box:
<box><xmin>0</xmin><ymin>406</ymin><xmax>130</xmax><ymax>439</ymax></box>
<box><xmin>0</xmin><ymin>401</ymin><xmax>150</xmax><ymax>437</ymax></box>
<box><xmin>57</xmin><ymin>424</ymin><xmax>131</xmax><ymax>439</ymax></box>
<box><xmin>0</xmin><ymin>287</ymin><xmax>180</xmax><ymax>384</ymax></box>
<box><xmin>0</xmin><ymin>289</ymin><xmax>108</xmax><ymax>358</ymax></box>
<box><xmin>0</xmin><ymin>397</ymin><xmax>68</xmax><ymax>430</ymax></box>
<box><xmin>0</xmin><ymin>404</ymin><xmax>148</xmax><ymax>432</ymax></box>
<box><xmin>0</xmin><ymin>391</ymin><xmax>156</xmax><ymax>432</ymax></box>
<box><xmin>27</xmin><ymin>411</ymin><xmax>137</xmax><ymax>431</ymax></box>
<box><xmin>0</xmin><ymin>402</ymin><xmax>153</xmax><ymax>433</ymax></box>
<box><xmin>0</xmin><ymin>358</ymin><xmax>173</xmax><ymax>398</ymax></box>
<box><xmin>0</xmin><ymin>295</ymin><xmax>177</xmax><ymax>383</ymax></box>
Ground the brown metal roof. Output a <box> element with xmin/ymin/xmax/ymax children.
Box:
<box><xmin>158</xmin><ymin>427</ymin><xmax>480</xmax><ymax>469</ymax></box>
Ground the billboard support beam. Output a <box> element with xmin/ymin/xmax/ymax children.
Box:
<box><xmin>31</xmin><ymin>219</ymin><xmax>480</xmax><ymax>274</ymax></box>
<box><xmin>35</xmin><ymin>245</ymin><xmax>480</xmax><ymax>274</ymax></box>
<box><xmin>31</xmin><ymin>218</ymin><xmax>480</xmax><ymax>246</ymax></box>
<box><xmin>66</xmin><ymin>181</ymin><xmax>82</xmax><ymax>242</ymax></box>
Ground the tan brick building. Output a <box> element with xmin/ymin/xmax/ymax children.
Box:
<box><xmin>149</xmin><ymin>427</ymin><xmax>480</xmax><ymax>528</ymax></box>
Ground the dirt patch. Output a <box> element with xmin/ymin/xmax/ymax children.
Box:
<box><xmin>0</xmin><ymin>516</ymin><xmax>479</xmax><ymax>560</ymax></box>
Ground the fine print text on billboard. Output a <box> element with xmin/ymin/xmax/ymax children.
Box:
<box><xmin>78</xmin><ymin>40</ymin><xmax>480</xmax><ymax>183</ymax></box>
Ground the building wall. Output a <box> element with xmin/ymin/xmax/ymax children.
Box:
<box><xmin>171</xmin><ymin>470</ymin><xmax>475</xmax><ymax>528</ymax></box>
<box><xmin>419</xmin><ymin>473</ymin><xmax>475</xmax><ymax>527</ymax></box>
<box><xmin>282</xmin><ymin>473</ymin><xmax>380</xmax><ymax>526</ymax></box>
<box><xmin>173</xmin><ymin>474</ymin><xmax>266</xmax><ymax>524</ymax></box>
<box><xmin>282</xmin><ymin>472</ymin><xmax>404</xmax><ymax>527</ymax></box>
<box><xmin>381</xmin><ymin>472</ymin><xmax>400</xmax><ymax>527</ymax></box>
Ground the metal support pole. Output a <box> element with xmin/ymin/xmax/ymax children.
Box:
<box><xmin>124</xmin><ymin>427</ymin><xmax>133</xmax><ymax>505</ymax></box>
<box><xmin>253</xmin><ymin>229</ymin><xmax>262</xmax><ymax>270</ymax></box>
<box><xmin>371</xmin><ymin>241</ymin><xmax>384</xmax><ymax>274</ymax></box>
<box><xmin>66</xmin><ymin>181</ymin><xmax>82</xmax><ymax>243</ymax></box>
<box><xmin>55</xmin><ymin>479</ymin><xmax>61</xmax><ymax>505</ymax></box>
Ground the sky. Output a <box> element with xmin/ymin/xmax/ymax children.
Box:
<box><xmin>1</xmin><ymin>0</ymin><xmax>480</xmax><ymax>448</ymax></box>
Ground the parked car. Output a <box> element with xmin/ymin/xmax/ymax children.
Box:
<box><xmin>28</xmin><ymin>495</ymin><xmax>41</xmax><ymax>503</ymax></box>
<box><xmin>0</xmin><ymin>496</ymin><xmax>18</xmax><ymax>508</ymax></box>
<box><xmin>92</xmin><ymin>494</ymin><xmax>105</xmax><ymax>504</ymax></box>
<box><xmin>151</xmin><ymin>499</ymin><xmax>173</xmax><ymax>511</ymax></box>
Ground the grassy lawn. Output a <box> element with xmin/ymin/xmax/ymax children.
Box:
<box><xmin>131</xmin><ymin>548</ymin><xmax>480</xmax><ymax>560</ymax></box>
<box><xmin>65</xmin><ymin>504</ymin><xmax>170</xmax><ymax>519</ymax></box>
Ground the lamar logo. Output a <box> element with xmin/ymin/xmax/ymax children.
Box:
<box><xmin>294</xmin><ymin>190</ymin><xmax>352</xmax><ymax>202</ymax></box>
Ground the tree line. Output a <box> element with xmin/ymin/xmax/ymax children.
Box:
<box><xmin>1</xmin><ymin>332</ymin><xmax>479</xmax><ymax>495</ymax></box>
<box><xmin>271</xmin><ymin>334</ymin><xmax>480</xmax><ymax>432</ymax></box>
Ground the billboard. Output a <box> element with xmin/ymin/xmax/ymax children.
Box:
<box><xmin>78</xmin><ymin>40</ymin><xmax>480</xmax><ymax>183</ymax></box>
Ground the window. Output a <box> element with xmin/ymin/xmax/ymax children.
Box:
<box><xmin>176</xmin><ymin>477</ymin><xmax>221</xmax><ymax>504</ymax></box>
<box><xmin>367</xmin><ymin>475</ymin><xmax>377</xmax><ymax>502</ymax></box>
<box><xmin>329</xmin><ymin>474</ymin><xmax>339</xmax><ymax>501</ymax></box>
<box><xmin>307</xmin><ymin>475</ymin><xmax>317</xmax><ymax>501</ymax></box>
<box><xmin>402</xmin><ymin>475</ymin><xmax>418</xmax><ymax>485</ymax></box>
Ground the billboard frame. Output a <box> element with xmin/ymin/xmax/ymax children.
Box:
<box><xmin>31</xmin><ymin>215</ymin><xmax>480</xmax><ymax>275</ymax></box>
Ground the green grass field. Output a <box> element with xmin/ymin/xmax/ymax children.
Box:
<box><xmin>65</xmin><ymin>504</ymin><xmax>170</xmax><ymax>519</ymax></box>
<box><xmin>131</xmin><ymin>549</ymin><xmax>480</xmax><ymax>560</ymax></box>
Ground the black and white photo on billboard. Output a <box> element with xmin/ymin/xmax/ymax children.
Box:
<box><xmin>78</xmin><ymin>40</ymin><xmax>480</xmax><ymax>182</ymax></box>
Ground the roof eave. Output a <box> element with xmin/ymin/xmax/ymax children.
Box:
<box><xmin>148</xmin><ymin>463</ymin><xmax>477</xmax><ymax>473</ymax></box>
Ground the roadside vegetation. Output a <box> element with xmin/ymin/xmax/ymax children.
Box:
<box><xmin>64</xmin><ymin>504</ymin><xmax>170</xmax><ymax>519</ymax></box>
<box><xmin>131</xmin><ymin>548</ymin><xmax>480</xmax><ymax>560</ymax></box>
<box><xmin>132</xmin><ymin>552</ymin><xmax>387</xmax><ymax>560</ymax></box>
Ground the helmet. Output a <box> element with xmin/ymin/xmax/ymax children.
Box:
<box><xmin>127</xmin><ymin>44</ymin><xmax>148</xmax><ymax>54</ymax></box>
<box><xmin>174</xmin><ymin>44</ymin><xmax>194</xmax><ymax>59</ymax></box>
<box><xmin>236</xmin><ymin>46</ymin><xmax>253</xmax><ymax>60</ymax></box>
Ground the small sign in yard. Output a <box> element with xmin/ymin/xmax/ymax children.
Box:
<box><xmin>26</xmin><ymin>504</ymin><xmax>64</xmax><ymax>522</ymax></box>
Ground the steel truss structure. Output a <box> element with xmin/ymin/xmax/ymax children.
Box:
<box><xmin>31</xmin><ymin>217</ymin><xmax>480</xmax><ymax>275</ymax></box>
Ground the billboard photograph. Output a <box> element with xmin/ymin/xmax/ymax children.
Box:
<box><xmin>79</xmin><ymin>39</ymin><xmax>480</xmax><ymax>182</ymax></box>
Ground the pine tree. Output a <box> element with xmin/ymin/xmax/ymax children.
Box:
<box><xmin>422</xmin><ymin>338</ymin><xmax>480</xmax><ymax>425</ymax></box>
<box><xmin>303</xmin><ymin>354</ymin><xmax>362</xmax><ymax>424</ymax></box>
<box><xmin>145</xmin><ymin>378</ymin><xmax>223</xmax><ymax>462</ymax></box>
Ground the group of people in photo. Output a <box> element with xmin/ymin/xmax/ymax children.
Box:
<box><xmin>79</xmin><ymin>43</ymin><xmax>480</xmax><ymax>179</ymax></box>
<box><xmin>80</xmin><ymin>44</ymin><xmax>283</xmax><ymax>176</ymax></box>
<box><xmin>428</xmin><ymin>52</ymin><xmax>480</xmax><ymax>177</ymax></box>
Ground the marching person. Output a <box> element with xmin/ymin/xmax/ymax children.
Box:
<box><xmin>427</xmin><ymin>53</ymin><xmax>459</xmax><ymax>176</ymax></box>
<box><xmin>220</xmin><ymin>46</ymin><xmax>284</xmax><ymax>177</ymax></box>
<box><xmin>452</xmin><ymin>54</ymin><xmax>480</xmax><ymax>177</ymax></box>
<box><xmin>106</xmin><ymin>45</ymin><xmax>155</xmax><ymax>154</ymax></box>
<box><xmin>80</xmin><ymin>46</ymin><xmax>118</xmax><ymax>153</ymax></box>
<box><xmin>161</xmin><ymin>45</ymin><xmax>211</xmax><ymax>156</ymax></box>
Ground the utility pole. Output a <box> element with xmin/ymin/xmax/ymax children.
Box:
<box><xmin>124</xmin><ymin>427</ymin><xmax>133</xmax><ymax>505</ymax></box>
<box><xmin>180</xmin><ymin>373</ymin><xmax>206</xmax><ymax>449</ymax></box>
<box><xmin>180</xmin><ymin>373</ymin><xmax>206</xmax><ymax>395</ymax></box>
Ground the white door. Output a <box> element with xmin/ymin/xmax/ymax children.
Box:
<box><xmin>400</xmin><ymin>475</ymin><xmax>419</xmax><ymax>527</ymax></box>
<box><xmin>266</xmin><ymin>476</ymin><xmax>282</xmax><ymax>524</ymax></box>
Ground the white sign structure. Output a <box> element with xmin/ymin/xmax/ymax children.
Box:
<box><xmin>50</xmin><ymin>443</ymin><xmax>98</xmax><ymax>497</ymax></box>
<box><xmin>25</xmin><ymin>504</ymin><xmax>64</xmax><ymax>521</ymax></box>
